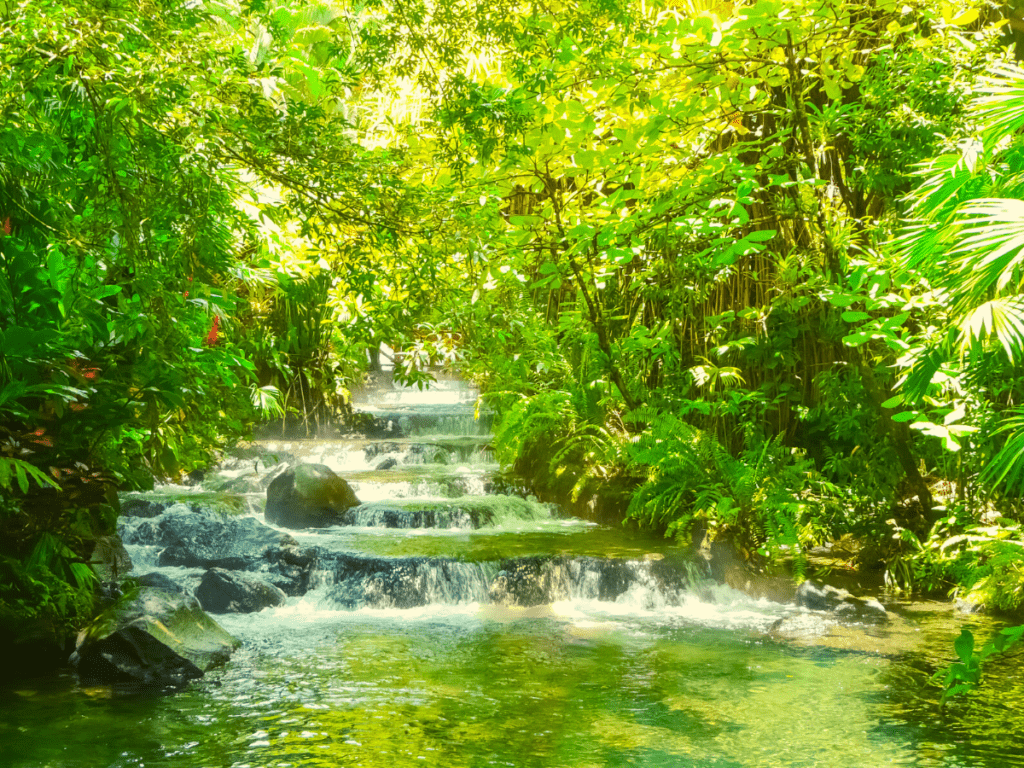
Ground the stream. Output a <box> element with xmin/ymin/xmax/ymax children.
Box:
<box><xmin>3</xmin><ymin>379</ymin><xmax>1024</xmax><ymax>767</ymax></box>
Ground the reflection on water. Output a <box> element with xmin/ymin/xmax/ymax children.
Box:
<box><xmin>4</xmin><ymin>607</ymin><xmax>1024</xmax><ymax>768</ymax></box>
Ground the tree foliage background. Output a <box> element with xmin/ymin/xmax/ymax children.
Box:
<box><xmin>4</xmin><ymin>0</ymin><xmax>1024</xmax><ymax>657</ymax></box>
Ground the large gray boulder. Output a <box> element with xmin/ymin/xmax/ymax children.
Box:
<box><xmin>71</xmin><ymin>587</ymin><xmax>240</xmax><ymax>691</ymax></box>
<box><xmin>265</xmin><ymin>463</ymin><xmax>360</xmax><ymax>528</ymax></box>
<box><xmin>119</xmin><ymin>504</ymin><xmax>296</xmax><ymax>569</ymax></box>
<box><xmin>196</xmin><ymin>568</ymin><xmax>287</xmax><ymax>614</ymax></box>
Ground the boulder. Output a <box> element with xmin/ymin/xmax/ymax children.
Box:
<box><xmin>265</xmin><ymin>463</ymin><xmax>360</xmax><ymax>528</ymax></box>
<box><xmin>262</xmin><ymin>545</ymin><xmax>319</xmax><ymax>596</ymax></box>
<box><xmin>120</xmin><ymin>497</ymin><xmax>170</xmax><ymax>518</ymax></box>
<box><xmin>796</xmin><ymin>580</ymin><xmax>887</xmax><ymax>621</ymax></box>
<box><xmin>136</xmin><ymin>572</ymin><xmax>183</xmax><ymax>593</ymax></box>
<box><xmin>71</xmin><ymin>587</ymin><xmax>239</xmax><ymax>691</ymax></box>
<box><xmin>75</xmin><ymin>625</ymin><xmax>204</xmax><ymax>690</ymax></box>
<box><xmin>196</xmin><ymin>568</ymin><xmax>287</xmax><ymax>614</ymax></box>
<box><xmin>123</xmin><ymin>504</ymin><xmax>296</xmax><ymax>569</ymax></box>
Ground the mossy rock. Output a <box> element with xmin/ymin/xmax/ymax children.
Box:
<box><xmin>265</xmin><ymin>463</ymin><xmax>360</xmax><ymax>529</ymax></box>
<box><xmin>72</xmin><ymin>587</ymin><xmax>240</xmax><ymax>691</ymax></box>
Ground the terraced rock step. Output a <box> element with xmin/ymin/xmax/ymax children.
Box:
<box><xmin>337</xmin><ymin>496</ymin><xmax>550</xmax><ymax>529</ymax></box>
<box><xmin>315</xmin><ymin>552</ymin><xmax>691</xmax><ymax>610</ymax></box>
<box><xmin>117</xmin><ymin>500</ymin><xmax>693</xmax><ymax>613</ymax></box>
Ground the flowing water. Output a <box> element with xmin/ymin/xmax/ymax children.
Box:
<box><xmin>3</xmin><ymin>381</ymin><xmax>1024</xmax><ymax>768</ymax></box>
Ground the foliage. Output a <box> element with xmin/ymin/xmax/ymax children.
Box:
<box><xmin>2</xmin><ymin>0</ymin><xmax>1024</xmax><ymax>673</ymax></box>
<box><xmin>395</xmin><ymin>0</ymin><xmax>1008</xmax><ymax>567</ymax></box>
<box><xmin>933</xmin><ymin>625</ymin><xmax>1024</xmax><ymax>703</ymax></box>
<box><xmin>0</xmin><ymin>0</ymin><xmax>457</xmax><ymax>640</ymax></box>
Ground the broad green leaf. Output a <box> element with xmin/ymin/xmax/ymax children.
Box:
<box><xmin>841</xmin><ymin>311</ymin><xmax>871</xmax><ymax>322</ymax></box>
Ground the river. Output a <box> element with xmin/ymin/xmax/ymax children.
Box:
<box><xmin>2</xmin><ymin>380</ymin><xmax>1024</xmax><ymax>767</ymax></box>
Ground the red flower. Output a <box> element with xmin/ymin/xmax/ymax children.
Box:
<box><xmin>2</xmin><ymin>217</ymin><xmax>10</xmax><ymax>235</ymax></box>
<box><xmin>204</xmin><ymin>315</ymin><xmax>220</xmax><ymax>346</ymax></box>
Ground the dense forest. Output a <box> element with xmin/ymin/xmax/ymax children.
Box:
<box><xmin>4</xmin><ymin>0</ymin><xmax>1024</xmax><ymax>693</ymax></box>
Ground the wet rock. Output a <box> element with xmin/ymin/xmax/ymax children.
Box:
<box><xmin>184</xmin><ymin>469</ymin><xmax>206</xmax><ymax>487</ymax></box>
<box><xmin>261</xmin><ymin>545</ymin><xmax>318</xmax><ymax>596</ymax></box>
<box><xmin>260</xmin><ymin>461</ymin><xmax>291</xmax><ymax>490</ymax></box>
<box><xmin>137</xmin><ymin>572</ymin><xmax>183</xmax><ymax>593</ymax></box>
<box><xmin>796</xmin><ymin>580</ymin><xmax>887</xmax><ymax>621</ymax></box>
<box><xmin>955</xmin><ymin>597</ymin><xmax>985</xmax><ymax>614</ymax></box>
<box><xmin>71</xmin><ymin>587</ymin><xmax>239</xmax><ymax>691</ymax></box>
<box><xmin>90</xmin><ymin>534</ymin><xmax>133</xmax><ymax>583</ymax></box>
<box><xmin>374</xmin><ymin>458</ymin><xmax>398</xmax><ymax>471</ymax></box>
<box><xmin>75</xmin><ymin>625</ymin><xmax>204</xmax><ymax>690</ymax></box>
<box><xmin>364</xmin><ymin>442</ymin><xmax>402</xmax><ymax>461</ymax></box>
<box><xmin>121</xmin><ymin>497</ymin><xmax>170</xmax><ymax>518</ymax></box>
<box><xmin>265</xmin><ymin>463</ymin><xmax>360</xmax><ymax>529</ymax></box>
<box><xmin>122</xmin><ymin>504</ymin><xmax>296</xmax><ymax>569</ymax></box>
<box><xmin>196</xmin><ymin>568</ymin><xmax>287</xmax><ymax>614</ymax></box>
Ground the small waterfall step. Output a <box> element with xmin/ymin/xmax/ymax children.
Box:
<box><xmin>118</xmin><ymin>497</ymin><xmax>706</xmax><ymax>616</ymax></box>
<box><xmin>350</xmin><ymin>375</ymin><xmax>490</xmax><ymax>437</ymax></box>
<box><xmin>336</xmin><ymin>495</ymin><xmax>550</xmax><ymax>529</ymax></box>
<box><xmin>237</xmin><ymin>437</ymin><xmax>494</xmax><ymax>474</ymax></box>
<box><xmin>116</xmin><ymin>373</ymin><xmax>749</xmax><ymax>628</ymax></box>
<box><xmin>309</xmin><ymin>552</ymin><xmax>693</xmax><ymax>611</ymax></box>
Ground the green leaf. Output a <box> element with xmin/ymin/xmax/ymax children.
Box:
<box><xmin>954</xmin><ymin>629</ymin><xmax>975</xmax><ymax>665</ymax></box>
<box><xmin>827</xmin><ymin>293</ymin><xmax>859</xmax><ymax>308</ymax></box>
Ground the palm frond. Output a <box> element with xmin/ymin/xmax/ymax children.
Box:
<box><xmin>981</xmin><ymin>407</ymin><xmax>1024</xmax><ymax>493</ymax></box>
<box><xmin>949</xmin><ymin>198</ymin><xmax>1024</xmax><ymax>301</ymax></box>
<box><xmin>974</xmin><ymin>63</ymin><xmax>1024</xmax><ymax>147</ymax></box>
<box><xmin>957</xmin><ymin>297</ymin><xmax>1024</xmax><ymax>363</ymax></box>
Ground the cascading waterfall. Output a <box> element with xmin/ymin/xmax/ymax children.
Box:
<box><xmin>118</xmin><ymin>377</ymin><xmax>789</xmax><ymax>629</ymax></box>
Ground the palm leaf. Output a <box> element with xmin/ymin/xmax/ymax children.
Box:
<box><xmin>982</xmin><ymin>407</ymin><xmax>1024</xmax><ymax>492</ymax></box>
<box><xmin>949</xmin><ymin>198</ymin><xmax>1024</xmax><ymax>302</ymax></box>
<box><xmin>974</xmin><ymin>63</ymin><xmax>1024</xmax><ymax>147</ymax></box>
<box><xmin>957</xmin><ymin>297</ymin><xmax>1024</xmax><ymax>363</ymax></box>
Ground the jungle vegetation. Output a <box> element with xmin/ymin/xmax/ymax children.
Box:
<box><xmin>3</xmin><ymin>0</ymin><xmax>1024</xmax><ymax>690</ymax></box>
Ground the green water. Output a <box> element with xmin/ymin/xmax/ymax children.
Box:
<box><xmin>3</xmin><ymin>605</ymin><xmax>1024</xmax><ymax>768</ymax></box>
<box><xmin>7</xmin><ymin>421</ymin><xmax>1024</xmax><ymax>768</ymax></box>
